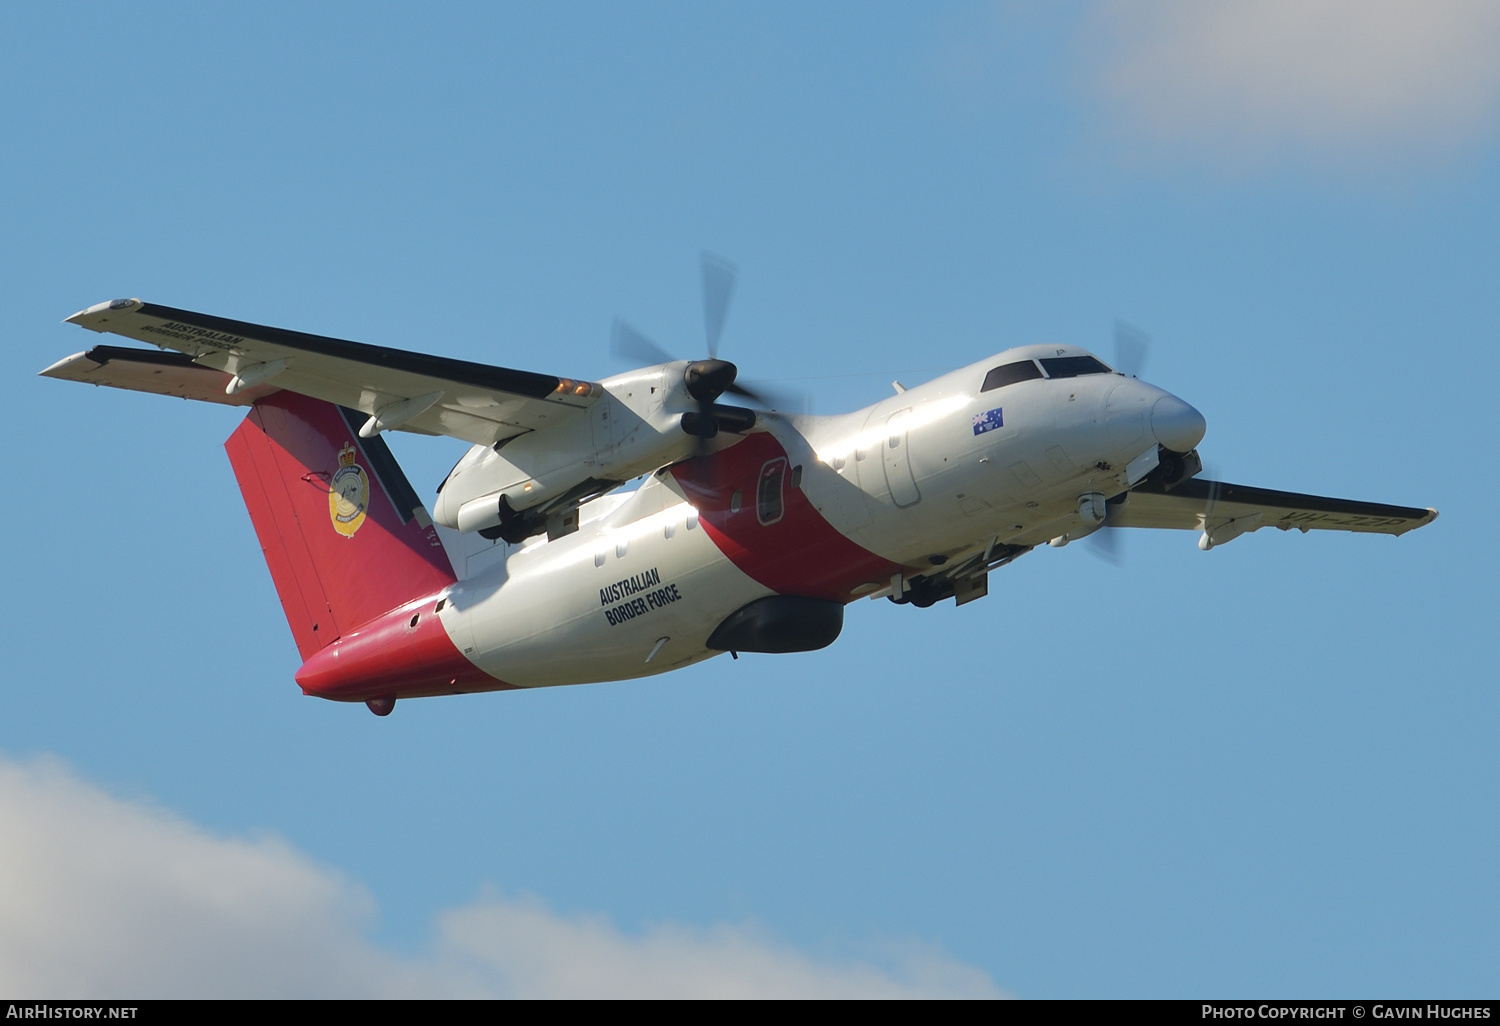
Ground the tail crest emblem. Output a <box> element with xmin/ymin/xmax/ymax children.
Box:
<box><xmin>329</xmin><ymin>442</ymin><xmax>370</xmax><ymax>538</ymax></box>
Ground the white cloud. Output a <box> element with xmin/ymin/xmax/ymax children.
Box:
<box><xmin>1082</xmin><ymin>0</ymin><xmax>1500</xmax><ymax>169</ymax></box>
<box><xmin>0</xmin><ymin>755</ymin><xmax>1003</xmax><ymax>998</ymax></box>
<box><xmin>436</xmin><ymin>897</ymin><xmax>1001</xmax><ymax>999</ymax></box>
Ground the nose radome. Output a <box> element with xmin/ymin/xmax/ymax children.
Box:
<box><xmin>1151</xmin><ymin>395</ymin><xmax>1206</xmax><ymax>453</ymax></box>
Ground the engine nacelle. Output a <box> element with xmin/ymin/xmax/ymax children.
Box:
<box><xmin>432</xmin><ymin>362</ymin><xmax>759</xmax><ymax>541</ymax></box>
<box><xmin>433</xmin><ymin>364</ymin><xmax>684</xmax><ymax>531</ymax></box>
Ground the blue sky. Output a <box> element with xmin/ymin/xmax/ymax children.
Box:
<box><xmin>2</xmin><ymin>1</ymin><xmax>1496</xmax><ymax>997</ymax></box>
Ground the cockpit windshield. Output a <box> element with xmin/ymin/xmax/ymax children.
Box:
<box><xmin>981</xmin><ymin>360</ymin><xmax>1043</xmax><ymax>392</ymax></box>
<box><xmin>1038</xmin><ymin>355</ymin><xmax>1112</xmax><ymax>378</ymax></box>
<box><xmin>981</xmin><ymin>354</ymin><xmax>1114</xmax><ymax>392</ymax></box>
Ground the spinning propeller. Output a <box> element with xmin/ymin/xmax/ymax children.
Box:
<box><xmin>611</xmin><ymin>252</ymin><xmax>786</xmax><ymax>444</ymax></box>
<box><xmin>1112</xmin><ymin>318</ymin><xmax>1150</xmax><ymax>378</ymax></box>
<box><xmin>1086</xmin><ymin>319</ymin><xmax>1209</xmax><ymax>565</ymax></box>
<box><xmin>1086</xmin><ymin>319</ymin><xmax>1153</xmax><ymax>564</ymax></box>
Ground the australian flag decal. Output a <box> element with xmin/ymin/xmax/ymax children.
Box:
<box><xmin>972</xmin><ymin>407</ymin><xmax>1004</xmax><ymax>436</ymax></box>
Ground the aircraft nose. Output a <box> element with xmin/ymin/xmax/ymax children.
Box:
<box><xmin>1151</xmin><ymin>395</ymin><xmax>1206</xmax><ymax>453</ymax></box>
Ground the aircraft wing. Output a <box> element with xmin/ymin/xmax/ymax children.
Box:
<box><xmin>52</xmin><ymin>299</ymin><xmax>598</xmax><ymax>446</ymax></box>
<box><xmin>41</xmin><ymin>344</ymin><xmax>278</xmax><ymax>406</ymax></box>
<box><xmin>1109</xmin><ymin>477</ymin><xmax>1438</xmax><ymax>547</ymax></box>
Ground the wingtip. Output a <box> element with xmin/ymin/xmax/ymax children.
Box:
<box><xmin>64</xmin><ymin>298</ymin><xmax>141</xmax><ymax>326</ymax></box>
<box><xmin>38</xmin><ymin>351</ymin><xmax>100</xmax><ymax>378</ymax></box>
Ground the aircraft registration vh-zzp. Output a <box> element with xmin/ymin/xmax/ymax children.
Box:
<box><xmin>42</xmin><ymin>259</ymin><xmax>1438</xmax><ymax>716</ymax></box>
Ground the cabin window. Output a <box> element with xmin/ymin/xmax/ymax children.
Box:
<box><xmin>790</xmin><ymin>464</ymin><xmax>803</xmax><ymax>489</ymax></box>
<box><xmin>595</xmin><ymin>550</ymin><xmax>606</xmax><ymax>567</ymax></box>
<box><xmin>686</xmin><ymin>508</ymin><xmax>699</xmax><ymax>529</ymax></box>
<box><xmin>757</xmin><ymin>458</ymin><xmax>787</xmax><ymax>525</ymax></box>
<box><xmin>1039</xmin><ymin>355</ymin><xmax>1111</xmax><ymax>379</ymax></box>
<box><xmin>664</xmin><ymin>521</ymin><xmax>676</xmax><ymax>539</ymax></box>
<box><xmin>730</xmin><ymin>490</ymin><xmax>743</xmax><ymax>514</ymax></box>
<box><xmin>982</xmin><ymin>360</ymin><xmax>1043</xmax><ymax>392</ymax></box>
<box><xmin>616</xmin><ymin>540</ymin><xmax>629</xmax><ymax>558</ymax></box>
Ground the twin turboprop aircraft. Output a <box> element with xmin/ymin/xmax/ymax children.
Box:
<box><xmin>43</xmin><ymin>277</ymin><xmax>1437</xmax><ymax>715</ymax></box>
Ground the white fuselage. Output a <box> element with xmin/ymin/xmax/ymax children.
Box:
<box><xmin>427</xmin><ymin>344</ymin><xmax>1198</xmax><ymax>689</ymax></box>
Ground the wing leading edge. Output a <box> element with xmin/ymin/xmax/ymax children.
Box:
<box><xmin>58</xmin><ymin>299</ymin><xmax>599</xmax><ymax>446</ymax></box>
<box><xmin>1110</xmin><ymin>477</ymin><xmax>1438</xmax><ymax>549</ymax></box>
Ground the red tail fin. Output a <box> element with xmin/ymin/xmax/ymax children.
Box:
<box><xmin>225</xmin><ymin>392</ymin><xmax>455</xmax><ymax>660</ymax></box>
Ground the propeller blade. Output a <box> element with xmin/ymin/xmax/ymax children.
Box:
<box><xmin>1114</xmin><ymin>319</ymin><xmax>1150</xmax><ymax>378</ymax></box>
<box><xmin>723</xmin><ymin>379</ymin><xmax>768</xmax><ymax>405</ymax></box>
<box><xmin>1086</xmin><ymin>524</ymin><xmax>1123</xmax><ymax>566</ymax></box>
<box><xmin>723</xmin><ymin>379</ymin><xmax>809</xmax><ymax>414</ymax></box>
<box><xmin>1202</xmin><ymin>472</ymin><xmax>1223</xmax><ymax>520</ymax></box>
<box><xmin>611</xmin><ymin>318</ymin><xmax>675</xmax><ymax>367</ymax></box>
<box><xmin>701</xmin><ymin>251</ymin><xmax>737</xmax><ymax>358</ymax></box>
<box><xmin>1086</xmin><ymin>497</ymin><xmax>1129</xmax><ymax>566</ymax></box>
